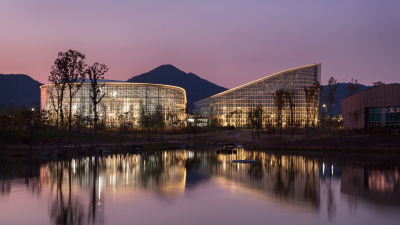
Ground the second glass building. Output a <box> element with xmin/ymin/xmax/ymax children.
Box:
<box><xmin>194</xmin><ymin>64</ymin><xmax>321</xmax><ymax>127</ymax></box>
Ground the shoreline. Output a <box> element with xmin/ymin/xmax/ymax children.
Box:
<box><xmin>2</xmin><ymin>141</ymin><xmax>400</xmax><ymax>160</ymax></box>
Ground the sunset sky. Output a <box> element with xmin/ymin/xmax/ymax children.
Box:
<box><xmin>1</xmin><ymin>0</ymin><xmax>399</xmax><ymax>89</ymax></box>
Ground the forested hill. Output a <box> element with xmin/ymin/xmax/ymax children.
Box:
<box><xmin>321</xmin><ymin>83</ymin><xmax>371</xmax><ymax>116</ymax></box>
<box><xmin>127</xmin><ymin>65</ymin><xmax>228</xmax><ymax>110</ymax></box>
<box><xmin>0</xmin><ymin>74</ymin><xmax>43</xmax><ymax>109</ymax></box>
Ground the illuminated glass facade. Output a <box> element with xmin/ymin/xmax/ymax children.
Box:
<box><xmin>194</xmin><ymin>64</ymin><xmax>321</xmax><ymax>127</ymax></box>
<box><xmin>40</xmin><ymin>80</ymin><xmax>186</xmax><ymax>127</ymax></box>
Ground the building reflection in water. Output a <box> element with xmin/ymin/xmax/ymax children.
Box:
<box><xmin>341</xmin><ymin>165</ymin><xmax>400</xmax><ymax>207</ymax></box>
<box><xmin>210</xmin><ymin>150</ymin><xmax>320</xmax><ymax>209</ymax></box>
<box><xmin>2</xmin><ymin>150</ymin><xmax>400</xmax><ymax>224</ymax></box>
<box><xmin>38</xmin><ymin>150</ymin><xmax>320</xmax><ymax>210</ymax></box>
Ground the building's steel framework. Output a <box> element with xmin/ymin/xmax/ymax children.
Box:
<box><xmin>40</xmin><ymin>80</ymin><xmax>186</xmax><ymax>127</ymax></box>
<box><xmin>194</xmin><ymin>64</ymin><xmax>321</xmax><ymax>127</ymax></box>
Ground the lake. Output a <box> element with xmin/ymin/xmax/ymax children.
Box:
<box><xmin>1</xmin><ymin>149</ymin><xmax>400</xmax><ymax>225</ymax></box>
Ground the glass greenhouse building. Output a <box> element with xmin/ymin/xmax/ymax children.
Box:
<box><xmin>40</xmin><ymin>80</ymin><xmax>186</xmax><ymax>127</ymax></box>
<box><xmin>194</xmin><ymin>64</ymin><xmax>321</xmax><ymax>127</ymax></box>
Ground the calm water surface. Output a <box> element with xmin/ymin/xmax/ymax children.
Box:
<box><xmin>1</xmin><ymin>149</ymin><xmax>400</xmax><ymax>225</ymax></box>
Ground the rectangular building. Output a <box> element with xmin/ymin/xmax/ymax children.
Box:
<box><xmin>341</xmin><ymin>84</ymin><xmax>400</xmax><ymax>129</ymax></box>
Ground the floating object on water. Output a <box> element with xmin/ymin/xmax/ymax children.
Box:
<box><xmin>236</xmin><ymin>144</ymin><xmax>243</xmax><ymax>148</ymax></box>
<box><xmin>231</xmin><ymin>159</ymin><xmax>259</xmax><ymax>163</ymax></box>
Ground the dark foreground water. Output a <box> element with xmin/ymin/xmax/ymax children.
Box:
<box><xmin>1</xmin><ymin>149</ymin><xmax>400</xmax><ymax>225</ymax></box>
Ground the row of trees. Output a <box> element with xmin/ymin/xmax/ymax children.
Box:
<box><xmin>205</xmin><ymin>77</ymin><xmax>341</xmax><ymax>140</ymax></box>
<box><xmin>218</xmin><ymin>82</ymin><xmax>324</xmax><ymax>141</ymax></box>
<box><xmin>241</xmin><ymin>77</ymin><xmax>389</xmax><ymax>140</ymax></box>
<box><xmin>0</xmin><ymin>103</ymin><xmax>45</xmax><ymax>132</ymax></box>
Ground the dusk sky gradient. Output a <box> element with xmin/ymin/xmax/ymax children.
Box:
<box><xmin>1</xmin><ymin>0</ymin><xmax>399</xmax><ymax>89</ymax></box>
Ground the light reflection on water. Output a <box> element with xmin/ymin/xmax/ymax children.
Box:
<box><xmin>0</xmin><ymin>149</ymin><xmax>400</xmax><ymax>225</ymax></box>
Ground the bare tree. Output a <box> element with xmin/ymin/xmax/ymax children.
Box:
<box><xmin>311</xmin><ymin>81</ymin><xmax>323</xmax><ymax>133</ymax></box>
<box><xmin>348</xmin><ymin>109</ymin><xmax>362</xmax><ymax>132</ymax></box>
<box><xmin>346</xmin><ymin>78</ymin><xmax>360</xmax><ymax>97</ymax></box>
<box><xmin>166</xmin><ymin>107</ymin><xmax>178</xmax><ymax>132</ymax></box>
<box><xmin>247</xmin><ymin>105</ymin><xmax>264</xmax><ymax>141</ymax></box>
<box><xmin>154</xmin><ymin>104</ymin><xmax>166</xmax><ymax>141</ymax></box>
<box><xmin>119</xmin><ymin>112</ymin><xmax>133</xmax><ymax>137</ymax></box>
<box><xmin>192</xmin><ymin>112</ymin><xmax>202</xmax><ymax>142</ymax></box>
<box><xmin>254</xmin><ymin>105</ymin><xmax>264</xmax><ymax>141</ymax></box>
<box><xmin>99</xmin><ymin>102</ymin><xmax>108</xmax><ymax>129</ymax></box>
<box><xmin>273</xmin><ymin>88</ymin><xmax>285</xmax><ymax>139</ymax></box>
<box><xmin>324</xmin><ymin>77</ymin><xmax>338</xmax><ymax>134</ymax></box>
<box><xmin>74</xmin><ymin>106</ymin><xmax>86</xmax><ymax>133</ymax></box>
<box><xmin>373</xmin><ymin>81</ymin><xmax>385</xmax><ymax>86</ymax></box>
<box><xmin>86</xmin><ymin>63</ymin><xmax>108</xmax><ymax>134</ymax></box>
<box><xmin>303</xmin><ymin>86</ymin><xmax>312</xmax><ymax>129</ymax></box>
<box><xmin>285</xmin><ymin>89</ymin><xmax>296</xmax><ymax>139</ymax></box>
<box><xmin>48</xmin><ymin>64</ymin><xmax>67</xmax><ymax>129</ymax></box>
<box><xmin>209</xmin><ymin>107</ymin><xmax>222</xmax><ymax>139</ymax></box>
<box><xmin>52</xmin><ymin>50</ymin><xmax>87</xmax><ymax>131</ymax></box>
<box><xmin>227</xmin><ymin>108</ymin><xmax>242</xmax><ymax>128</ymax></box>
<box><xmin>247</xmin><ymin>106</ymin><xmax>256</xmax><ymax>141</ymax></box>
<box><xmin>139</xmin><ymin>101</ymin><xmax>152</xmax><ymax>141</ymax></box>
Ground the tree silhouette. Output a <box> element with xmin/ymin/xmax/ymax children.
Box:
<box><xmin>285</xmin><ymin>89</ymin><xmax>296</xmax><ymax>139</ymax></box>
<box><xmin>87</xmin><ymin>63</ymin><xmax>108</xmax><ymax>135</ymax></box>
<box><xmin>209</xmin><ymin>107</ymin><xmax>222</xmax><ymax>138</ymax></box>
<box><xmin>48</xmin><ymin>61</ymin><xmax>68</xmax><ymax>129</ymax></box>
<box><xmin>311</xmin><ymin>81</ymin><xmax>323</xmax><ymax>133</ymax></box>
<box><xmin>273</xmin><ymin>88</ymin><xmax>285</xmax><ymax>139</ymax></box>
<box><xmin>324</xmin><ymin>77</ymin><xmax>338</xmax><ymax>134</ymax></box>
<box><xmin>373</xmin><ymin>81</ymin><xmax>385</xmax><ymax>86</ymax></box>
<box><xmin>52</xmin><ymin>50</ymin><xmax>87</xmax><ymax>131</ymax></box>
<box><xmin>346</xmin><ymin>78</ymin><xmax>360</xmax><ymax>97</ymax></box>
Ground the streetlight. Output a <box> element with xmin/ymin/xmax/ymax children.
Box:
<box><xmin>322</xmin><ymin>104</ymin><xmax>327</xmax><ymax>114</ymax></box>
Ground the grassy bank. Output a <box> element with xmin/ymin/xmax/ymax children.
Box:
<box><xmin>2</xmin><ymin>127</ymin><xmax>400</xmax><ymax>160</ymax></box>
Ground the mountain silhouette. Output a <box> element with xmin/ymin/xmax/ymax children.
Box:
<box><xmin>127</xmin><ymin>65</ymin><xmax>228</xmax><ymax>110</ymax></box>
<box><xmin>0</xmin><ymin>74</ymin><xmax>43</xmax><ymax>109</ymax></box>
